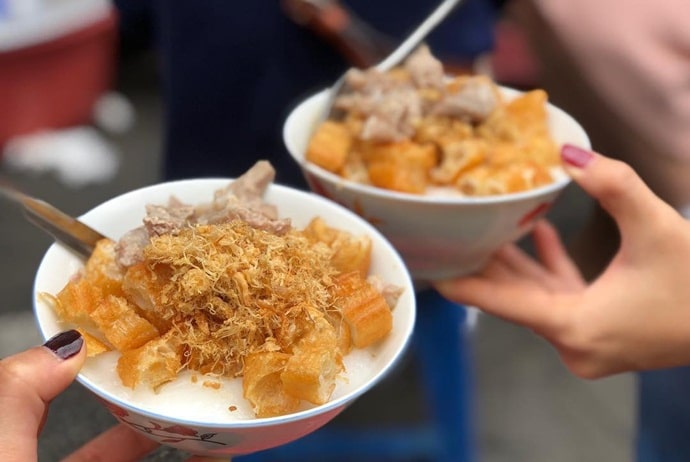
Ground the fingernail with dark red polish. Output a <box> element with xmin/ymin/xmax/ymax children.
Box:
<box><xmin>43</xmin><ymin>330</ymin><xmax>83</xmax><ymax>360</ymax></box>
<box><xmin>561</xmin><ymin>144</ymin><xmax>594</xmax><ymax>168</ymax></box>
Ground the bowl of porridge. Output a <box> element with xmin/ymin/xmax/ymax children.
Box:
<box><xmin>32</xmin><ymin>162</ymin><xmax>416</xmax><ymax>457</ymax></box>
<box><xmin>283</xmin><ymin>47</ymin><xmax>590</xmax><ymax>282</ymax></box>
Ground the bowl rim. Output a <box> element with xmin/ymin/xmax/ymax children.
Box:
<box><xmin>32</xmin><ymin>178</ymin><xmax>417</xmax><ymax>429</ymax></box>
<box><xmin>283</xmin><ymin>86</ymin><xmax>591</xmax><ymax>205</ymax></box>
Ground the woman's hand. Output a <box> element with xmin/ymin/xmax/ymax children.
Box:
<box><xmin>0</xmin><ymin>330</ymin><xmax>227</xmax><ymax>462</ymax></box>
<box><xmin>434</xmin><ymin>145</ymin><xmax>690</xmax><ymax>378</ymax></box>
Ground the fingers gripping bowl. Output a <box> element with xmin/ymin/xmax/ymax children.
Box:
<box><xmin>284</xmin><ymin>86</ymin><xmax>590</xmax><ymax>282</ymax></box>
<box><xmin>32</xmin><ymin>170</ymin><xmax>416</xmax><ymax>457</ymax></box>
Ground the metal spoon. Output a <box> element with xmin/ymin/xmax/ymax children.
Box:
<box><xmin>320</xmin><ymin>0</ymin><xmax>465</xmax><ymax>121</ymax></box>
<box><xmin>0</xmin><ymin>180</ymin><xmax>107</xmax><ymax>259</ymax></box>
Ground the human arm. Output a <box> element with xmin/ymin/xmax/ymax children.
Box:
<box><xmin>0</xmin><ymin>330</ymin><xmax>226</xmax><ymax>462</ymax></box>
<box><xmin>434</xmin><ymin>145</ymin><xmax>690</xmax><ymax>378</ymax></box>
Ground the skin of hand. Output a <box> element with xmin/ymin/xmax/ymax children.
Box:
<box><xmin>434</xmin><ymin>145</ymin><xmax>690</xmax><ymax>379</ymax></box>
<box><xmin>0</xmin><ymin>330</ymin><xmax>227</xmax><ymax>462</ymax></box>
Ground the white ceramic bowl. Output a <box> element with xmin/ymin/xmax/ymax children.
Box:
<box><xmin>284</xmin><ymin>87</ymin><xmax>591</xmax><ymax>282</ymax></box>
<box><xmin>32</xmin><ymin>179</ymin><xmax>416</xmax><ymax>457</ymax></box>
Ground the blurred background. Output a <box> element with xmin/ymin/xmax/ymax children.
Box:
<box><xmin>0</xmin><ymin>0</ymin><xmax>635</xmax><ymax>460</ymax></box>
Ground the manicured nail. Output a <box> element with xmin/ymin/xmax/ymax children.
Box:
<box><xmin>561</xmin><ymin>144</ymin><xmax>594</xmax><ymax>168</ymax></box>
<box><xmin>43</xmin><ymin>330</ymin><xmax>83</xmax><ymax>360</ymax></box>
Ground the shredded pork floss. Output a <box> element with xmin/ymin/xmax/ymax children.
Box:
<box><xmin>143</xmin><ymin>220</ymin><xmax>339</xmax><ymax>377</ymax></box>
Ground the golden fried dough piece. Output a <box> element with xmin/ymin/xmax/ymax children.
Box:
<box><xmin>117</xmin><ymin>331</ymin><xmax>182</xmax><ymax>390</ymax></box>
<box><xmin>306</xmin><ymin>120</ymin><xmax>353</xmax><ymax>173</ymax></box>
<box><xmin>84</xmin><ymin>238</ymin><xmax>125</xmax><ymax>297</ymax></box>
<box><xmin>513</xmin><ymin>161</ymin><xmax>553</xmax><ymax>190</ymax></box>
<box><xmin>485</xmin><ymin>139</ymin><xmax>556</xmax><ymax>173</ymax></box>
<box><xmin>457</xmin><ymin>161</ymin><xmax>553</xmax><ymax>196</ymax></box>
<box><xmin>303</xmin><ymin>217</ymin><xmax>372</xmax><ymax>277</ymax></box>
<box><xmin>77</xmin><ymin>328</ymin><xmax>111</xmax><ymax>357</ymax></box>
<box><xmin>281</xmin><ymin>346</ymin><xmax>339</xmax><ymax>405</ymax></box>
<box><xmin>340</xmin><ymin>150</ymin><xmax>370</xmax><ymax>185</ymax></box>
<box><xmin>330</xmin><ymin>235</ymin><xmax>372</xmax><ymax>278</ymax></box>
<box><xmin>521</xmin><ymin>135</ymin><xmax>560</xmax><ymax>167</ymax></box>
<box><xmin>342</xmin><ymin>112</ymin><xmax>365</xmax><ymax>137</ymax></box>
<box><xmin>331</xmin><ymin>271</ymin><xmax>393</xmax><ymax>348</ymax></box>
<box><xmin>122</xmin><ymin>262</ymin><xmax>168</xmax><ymax>312</ymax></box>
<box><xmin>326</xmin><ymin>312</ymin><xmax>353</xmax><ymax>355</ymax></box>
<box><xmin>477</xmin><ymin>89</ymin><xmax>550</xmax><ymax>143</ymax></box>
<box><xmin>485</xmin><ymin>141</ymin><xmax>525</xmax><ymax>167</ymax></box>
<box><xmin>281</xmin><ymin>314</ymin><xmax>342</xmax><ymax>405</ymax></box>
<box><xmin>243</xmin><ymin>351</ymin><xmax>300</xmax><ymax>418</ymax></box>
<box><xmin>415</xmin><ymin>115</ymin><xmax>474</xmax><ymax>146</ymax></box>
<box><xmin>414</xmin><ymin>115</ymin><xmax>452</xmax><ymax>145</ymax></box>
<box><xmin>504</xmin><ymin>89</ymin><xmax>550</xmax><ymax>137</ymax></box>
<box><xmin>365</xmin><ymin>141</ymin><xmax>437</xmax><ymax>194</ymax></box>
<box><xmin>455</xmin><ymin>165</ymin><xmax>492</xmax><ymax>196</ymax></box>
<box><xmin>122</xmin><ymin>262</ymin><xmax>174</xmax><ymax>333</ymax></box>
<box><xmin>55</xmin><ymin>277</ymin><xmax>104</xmax><ymax>324</ymax></box>
<box><xmin>431</xmin><ymin>138</ymin><xmax>487</xmax><ymax>185</ymax></box>
<box><xmin>89</xmin><ymin>295</ymin><xmax>160</xmax><ymax>351</ymax></box>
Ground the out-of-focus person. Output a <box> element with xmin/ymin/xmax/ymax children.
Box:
<box><xmin>135</xmin><ymin>0</ymin><xmax>501</xmax><ymax>188</ymax></box>
<box><xmin>478</xmin><ymin>2</ymin><xmax>690</xmax><ymax>460</ymax></box>
<box><xmin>506</xmin><ymin>0</ymin><xmax>690</xmax><ymax>277</ymax></box>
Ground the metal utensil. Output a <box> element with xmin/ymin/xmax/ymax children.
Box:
<box><xmin>0</xmin><ymin>180</ymin><xmax>107</xmax><ymax>259</ymax></box>
<box><xmin>320</xmin><ymin>0</ymin><xmax>465</xmax><ymax>121</ymax></box>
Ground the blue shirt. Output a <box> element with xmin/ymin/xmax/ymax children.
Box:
<box><xmin>148</xmin><ymin>0</ymin><xmax>497</xmax><ymax>186</ymax></box>
<box><xmin>637</xmin><ymin>368</ymin><xmax>690</xmax><ymax>461</ymax></box>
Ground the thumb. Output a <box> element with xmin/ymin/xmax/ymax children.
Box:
<box><xmin>560</xmin><ymin>144</ymin><xmax>675</xmax><ymax>234</ymax></box>
<box><xmin>0</xmin><ymin>330</ymin><xmax>86</xmax><ymax>462</ymax></box>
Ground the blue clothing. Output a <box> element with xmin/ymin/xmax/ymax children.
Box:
<box><xmin>637</xmin><ymin>368</ymin><xmax>690</xmax><ymax>461</ymax></box>
<box><xmin>149</xmin><ymin>0</ymin><xmax>497</xmax><ymax>187</ymax></box>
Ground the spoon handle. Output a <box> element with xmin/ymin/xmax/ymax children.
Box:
<box><xmin>0</xmin><ymin>181</ymin><xmax>106</xmax><ymax>259</ymax></box>
<box><xmin>375</xmin><ymin>0</ymin><xmax>465</xmax><ymax>72</ymax></box>
<box><xmin>320</xmin><ymin>0</ymin><xmax>466</xmax><ymax>122</ymax></box>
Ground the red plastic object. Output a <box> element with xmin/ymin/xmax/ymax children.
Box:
<box><xmin>0</xmin><ymin>10</ymin><xmax>118</xmax><ymax>149</ymax></box>
<box><xmin>488</xmin><ymin>19</ymin><xmax>541</xmax><ymax>89</ymax></box>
